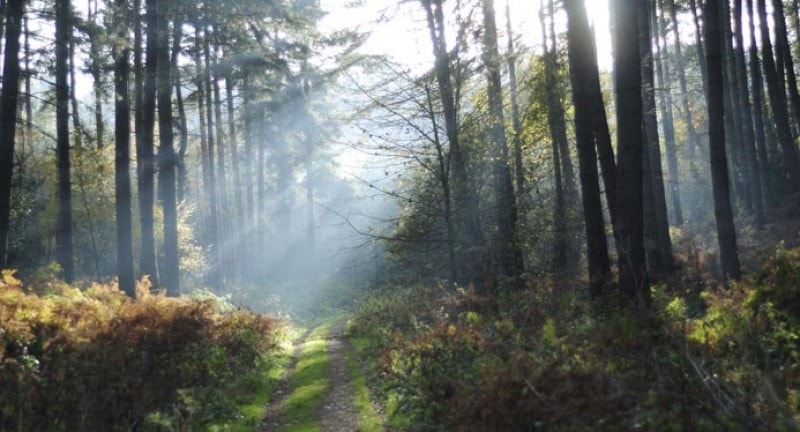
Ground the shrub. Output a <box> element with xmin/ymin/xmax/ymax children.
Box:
<box><xmin>350</xmin><ymin>245</ymin><xmax>800</xmax><ymax>430</ymax></box>
<box><xmin>0</xmin><ymin>271</ymin><xmax>284</xmax><ymax>431</ymax></box>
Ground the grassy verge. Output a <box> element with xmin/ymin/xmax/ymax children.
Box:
<box><xmin>207</xmin><ymin>342</ymin><xmax>293</xmax><ymax>432</ymax></box>
<box><xmin>344</xmin><ymin>343</ymin><xmax>383</xmax><ymax>431</ymax></box>
<box><xmin>279</xmin><ymin>322</ymin><xmax>333</xmax><ymax>432</ymax></box>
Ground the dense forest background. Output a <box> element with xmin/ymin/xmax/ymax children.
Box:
<box><xmin>1</xmin><ymin>0</ymin><xmax>800</xmax><ymax>429</ymax></box>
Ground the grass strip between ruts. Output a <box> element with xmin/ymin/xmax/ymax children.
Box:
<box><xmin>278</xmin><ymin>322</ymin><xmax>333</xmax><ymax>432</ymax></box>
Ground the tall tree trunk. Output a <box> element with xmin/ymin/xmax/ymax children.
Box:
<box><xmin>665</xmin><ymin>0</ymin><xmax>700</xmax><ymax>160</ymax></box>
<box><xmin>757</xmin><ymin>0</ymin><xmax>800</xmax><ymax>193</ymax></box>
<box><xmin>242</xmin><ymin>75</ymin><xmax>254</xmax><ymax>227</ymax></box>
<box><xmin>0</xmin><ymin>0</ymin><xmax>7</xmax><ymax>67</ymax></box>
<box><xmin>422</xmin><ymin>0</ymin><xmax>486</xmax><ymax>286</ymax></box>
<box><xmin>139</xmin><ymin>0</ymin><xmax>159</xmax><ymax>288</ymax></box>
<box><xmin>721</xmin><ymin>0</ymin><xmax>749</xmax><ymax>210</ymax></box>
<box><xmin>22</xmin><ymin>14</ymin><xmax>31</xmax><ymax>173</ymax></box>
<box><xmin>56</xmin><ymin>0</ymin><xmax>74</xmax><ymax>282</ymax></box>
<box><xmin>426</xmin><ymin>84</ymin><xmax>458</xmax><ymax>283</ymax></box>
<box><xmin>0</xmin><ymin>0</ymin><xmax>24</xmax><ymax>269</ymax></box>
<box><xmin>505</xmin><ymin>0</ymin><xmax>525</xmax><ymax>198</ymax></box>
<box><xmin>195</xmin><ymin>25</ymin><xmax>217</xmax><ymax>274</ymax></box>
<box><xmin>256</xmin><ymin>113</ymin><xmax>266</xmax><ymax>231</ymax></box>
<box><xmin>540</xmin><ymin>2</ymin><xmax>571</xmax><ymax>273</ymax></box>
<box><xmin>172</xmin><ymin>16</ymin><xmax>188</xmax><ymax>203</ymax></box>
<box><xmin>689</xmin><ymin>0</ymin><xmax>710</xmax><ymax>88</ymax></box>
<box><xmin>654</xmin><ymin>4</ymin><xmax>684</xmax><ymax>226</ymax></box>
<box><xmin>545</xmin><ymin>0</ymin><xmax>578</xmax><ymax>203</ymax></box>
<box><xmin>225</xmin><ymin>69</ymin><xmax>243</xmax><ymax>224</ymax></box>
<box><xmin>705</xmin><ymin>0</ymin><xmax>742</xmax><ymax>281</ymax></box>
<box><xmin>212</xmin><ymin>38</ymin><xmax>226</xmax><ymax>216</ymax></box>
<box><xmin>305</xmin><ymin>157</ymin><xmax>315</xmax><ymax>262</ymax></box>
<box><xmin>113</xmin><ymin>0</ymin><xmax>135</xmax><ymax>296</ymax></box>
<box><xmin>564</xmin><ymin>0</ymin><xmax>612</xmax><ymax>296</ymax></box>
<box><xmin>68</xmin><ymin>30</ymin><xmax>83</xmax><ymax>150</ymax></box>
<box><xmin>746</xmin><ymin>0</ymin><xmax>772</xmax><ymax>206</ymax></box>
<box><xmin>202</xmin><ymin>24</ymin><xmax>222</xmax><ymax>291</ymax></box>
<box><xmin>88</xmin><ymin>0</ymin><xmax>104</xmax><ymax>148</ymax></box>
<box><xmin>772</xmin><ymin>0</ymin><xmax>800</xmax><ymax>134</ymax></box>
<box><xmin>481</xmin><ymin>0</ymin><xmax>524</xmax><ymax>289</ymax></box>
<box><xmin>641</xmin><ymin>0</ymin><xmax>673</xmax><ymax>276</ymax></box>
<box><xmin>733</xmin><ymin>0</ymin><xmax>765</xmax><ymax>225</ymax></box>
<box><xmin>613</xmin><ymin>0</ymin><xmax>648</xmax><ymax>301</ymax></box>
<box><xmin>156</xmin><ymin>0</ymin><xmax>179</xmax><ymax>295</ymax></box>
<box><xmin>211</xmin><ymin>39</ymin><xmax>228</xmax><ymax>282</ymax></box>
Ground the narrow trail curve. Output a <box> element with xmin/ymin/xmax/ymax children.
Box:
<box><xmin>321</xmin><ymin>320</ymin><xmax>360</xmax><ymax>432</ymax></box>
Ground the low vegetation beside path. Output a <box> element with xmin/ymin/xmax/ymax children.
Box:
<box><xmin>0</xmin><ymin>271</ymin><xmax>288</xmax><ymax>431</ymax></box>
<box><xmin>348</xmin><ymin>245</ymin><xmax>800</xmax><ymax>430</ymax></box>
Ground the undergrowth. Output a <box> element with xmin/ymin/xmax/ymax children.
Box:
<box><xmin>0</xmin><ymin>272</ymin><xmax>286</xmax><ymax>431</ymax></box>
<box><xmin>349</xmin><ymin>244</ymin><xmax>800</xmax><ymax>431</ymax></box>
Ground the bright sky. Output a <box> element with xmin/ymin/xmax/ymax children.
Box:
<box><xmin>321</xmin><ymin>0</ymin><xmax>613</xmax><ymax>71</ymax></box>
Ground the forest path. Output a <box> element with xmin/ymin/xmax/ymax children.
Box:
<box><xmin>320</xmin><ymin>320</ymin><xmax>361</xmax><ymax>432</ymax></box>
<box><xmin>258</xmin><ymin>328</ymin><xmax>310</xmax><ymax>431</ymax></box>
<box><xmin>259</xmin><ymin>319</ymin><xmax>381</xmax><ymax>432</ymax></box>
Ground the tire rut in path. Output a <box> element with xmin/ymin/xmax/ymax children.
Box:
<box><xmin>259</xmin><ymin>321</ymin><xmax>366</xmax><ymax>431</ymax></box>
<box><xmin>320</xmin><ymin>320</ymin><xmax>360</xmax><ymax>432</ymax></box>
<box><xmin>258</xmin><ymin>329</ymin><xmax>310</xmax><ymax>431</ymax></box>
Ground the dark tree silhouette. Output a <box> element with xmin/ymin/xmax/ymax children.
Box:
<box><xmin>705</xmin><ymin>0</ymin><xmax>742</xmax><ymax>281</ymax></box>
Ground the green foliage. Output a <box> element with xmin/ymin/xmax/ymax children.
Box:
<box><xmin>349</xmin><ymin>246</ymin><xmax>800</xmax><ymax>430</ymax></box>
<box><xmin>0</xmin><ymin>272</ymin><xmax>285</xmax><ymax>431</ymax></box>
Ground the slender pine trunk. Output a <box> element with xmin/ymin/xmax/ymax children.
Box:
<box><xmin>113</xmin><ymin>0</ymin><xmax>135</xmax><ymax>295</ymax></box>
<box><xmin>56</xmin><ymin>0</ymin><xmax>74</xmax><ymax>282</ymax></box>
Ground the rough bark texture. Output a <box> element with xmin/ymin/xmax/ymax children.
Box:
<box><xmin>705</xmin><ymin>0</ymin><xmax>742</xmax><ymax>281</ymax></box>
<box><xmin>0</xmin><ymin>0</ymin><xmax>25</xmax><ymax>269</ymax></box>
<box><xmin>613</xmin><ymin>0</ymin><xmax>648</xmax><ymax>301</ymax></box>
<box><xmin>564</xmin><ymin>0</ymin><xmax>611</xmax><ymax>296</ymax></box>
<box><xmin>113</xmin><ymin>0</ymin><xmax>135</xmax><ymax>296</ymax></box>
<box><xmin>56</xmin><ymin>0</ymin><xmax>74</xmax><ymax>282</ymax></box>
<box><xmin>156</xmin><ymin>0</ymin><xmax>179</xmax><ymax>295</ymax></box>
<box><xmin>139</xmin><ymin>0</ymin><xmax>159</xmax><ymax>288</ymax></box>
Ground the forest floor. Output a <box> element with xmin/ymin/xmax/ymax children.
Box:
<box><xmin>259</xmin><ymin>319</ymin><xmax>383</xmax><ymax>432</ymax></box>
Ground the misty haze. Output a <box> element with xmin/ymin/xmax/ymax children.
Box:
<box><xmin>0</xmin><ymin>0</ymin><xmax>799</xmax><ymax>430</ymax></box>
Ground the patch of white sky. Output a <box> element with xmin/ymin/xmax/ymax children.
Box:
<box><xmin>320</xmin><ymin>0</ymin><xmax>614</xmax><ymax>176</ymax></box>
<box><xmin>320</xmin><ymin>0</ymin><xmax>773</xmax><ymax>177</ymax></box>
<box><xmin>320</xmin><ymin>0</ymin><xmax>614</xmax><ymax>72</ymax></box>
